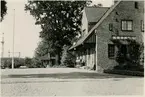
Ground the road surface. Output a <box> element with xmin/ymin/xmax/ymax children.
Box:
<box><xmin>0</xmin><ymin>68</ymin><xmax>144</xmax><ymax>96</ymax></box>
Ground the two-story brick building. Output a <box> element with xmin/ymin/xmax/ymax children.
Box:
<box><xmin>69</xmin><ymin>0</ymin><xmax>144</xmax><ymax>72</ymax></box>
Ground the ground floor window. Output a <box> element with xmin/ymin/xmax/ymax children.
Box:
<box><xmin>108</xmin><ymin>44</ymin><xmax>115</xmax><ymax>58</ymax></box>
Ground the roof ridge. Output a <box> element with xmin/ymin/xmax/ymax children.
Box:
<box><xmin>84</xmin><ymin>6</ymin><xmax>110</xmax><ymax>23</ymax></box>
<box><xmin>85</xmin><ymin>6</ymin><xmax>110</xmax><ymax>8</ymax></box>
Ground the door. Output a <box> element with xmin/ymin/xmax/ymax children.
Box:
<box><xmin>120</xmin><ymin>45</ymin><xmax>127</xmax><ymax>57</ymax></box>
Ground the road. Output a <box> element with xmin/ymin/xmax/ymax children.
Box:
<box><xmin>0</xmin><ymin>68</ymin><xmax>144</xmax><ymax>96</ymax></box>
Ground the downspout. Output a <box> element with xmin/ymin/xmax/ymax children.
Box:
<box><xmin>95</xmin><ymin>29</ymin><xmax>98</xmax><ymax>72</ymax></box>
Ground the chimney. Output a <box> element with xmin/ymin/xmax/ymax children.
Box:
<box><xmin>114</xmin><ymin>0</ymin><xmax>120</xmax><ymax>4</ymax></box>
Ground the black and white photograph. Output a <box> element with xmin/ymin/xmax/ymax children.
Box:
<box><xmin>0</xmin><ymin>0</ymin><xmax>144</xmax><ymax>96</ymax></box>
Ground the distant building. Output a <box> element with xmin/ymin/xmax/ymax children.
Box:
<box><xmin>70</xmin><ymin>0</ymin><xmax>144</xmax><ymax>72</ymax></box>
<box><xmin>40</xmin><ymin>53</ymin><xmax>59</xmax><ymax>67</ymax></box>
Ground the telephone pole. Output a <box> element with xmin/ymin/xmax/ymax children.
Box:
<box><xmin>1</xmin><ymin>33</ymin><xmax>4</xmax><ymax>58</ymax></box>
<box><xmin>12</xmin><ymin>9</ymin><xmax>15</xmax><ymax>69</ymax></box>
<box><xmin>0</xmin><ymin>33</ymin><xmax>4</xmax><ymax>67</ymax></box>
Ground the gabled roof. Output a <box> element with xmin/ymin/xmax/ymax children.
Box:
<box><xmin>69</xmin><ymin>1</ymin><xmax>121</xmax><ymax>50</ymax></box>
<box><xmin>85</xmin><ymin>7</ymin><xmax>109</xmax><ymax>23</ymax></box>
<box><xmin>40</xmin><ymin>54</ymin><xmax>50</xmax><ymax>60</ymax></box>
<box><xmin>40</xmin><ymin>54</ymin><xmax>56</xmax><ymax>60</ymax></box>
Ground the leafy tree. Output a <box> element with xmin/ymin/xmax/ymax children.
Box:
<box><xmin>34</xmin><ymin>39</ymin><xmax>52</xmax><ymax>58</ymax></box>
<box><xmin>1</xmin><ymin>0</ymin><xmax>7</xmax><ymax>21</ymax></box>
<box><xmin>25</xmin><ymin>1</ymin><xmax>91</xmax><ymax>65</ymax></box>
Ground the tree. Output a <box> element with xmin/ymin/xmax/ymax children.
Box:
<box><xmin>25</xmin><ymin>1</ymin><xmax>91</xmax><ymax>65</ymax></box>
<box><xmin>34</xmin><ymin>39</ymin><xmax>52</xmax><ymax>58</ymax></box>
<box><xmin>33</xmin><ymin>39</ymin><xmax>52</xmax><ymax>68</ymax></box>
<box><xmin>1</xmin><ymin>0</ymin><xmax>7</xmax><ymax>21</ymax></box>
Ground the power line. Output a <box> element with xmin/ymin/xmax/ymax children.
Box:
<box><xmin>8</xmin><ymin>51</ymin><xmax>21</xmax><ymax>58</ymax></box>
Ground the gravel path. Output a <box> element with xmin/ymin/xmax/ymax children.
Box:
<box><xmin>0</xmin><ymin>68</ymin><xmax>144</xmax><ymax>96</ymax></box>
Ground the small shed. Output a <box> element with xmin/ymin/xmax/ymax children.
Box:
<box><xmin>40</xmin><ymin>53</ymin><xmax>57</xmax><ymax>67</ymax></box>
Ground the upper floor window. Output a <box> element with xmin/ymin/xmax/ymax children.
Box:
<box><xmin>109</xmin><ymin>23</ymin><xmax>113</xmax><ymax>31</ymax></box>
<box><xmin>121</xmin><ymin>20</ymin><xmax>133</xmax><ymax>31</ymax></box>
<box><xmin>141</xmin><ymin>20</ymin><xmax>144</xmax><ymax>32</ymax></box>
<box><xmin>135</xmin><ymin>2</ymin><xmax>139</xmax><ymax>9</ymax></box>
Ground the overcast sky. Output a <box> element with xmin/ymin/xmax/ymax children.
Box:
<box><xmin>0</xmin><ymin>0</ymin><xmax>113</xmax><ymax>58</ymax></box>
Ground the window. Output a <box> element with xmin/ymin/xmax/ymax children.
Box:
<box><xmin>116</xmin><ymin>11</ymin><xmax>119</xmax><ymax>15</ymax></box>
<box><xmin>109</xmin><ymin>23</ymin><xmax>113</xmax><ymax>31</ymax></box>
<box><xmin>141</xmin><ymin>20</ymin><xmax>144</xmax><ymax>32</ymax></box>
<box><xmin>83</xmin><ymin>29</ymin><xmax>86</xmax><ymax>32</ymax></box>
<box><xmin>108</xmin><ymin>44</ymin><xmax>115</xmax><ymax>58</ymax></box>
<box><xmin>121</xmin><ymin>20</ymin><xmax>133</xmax><ymax>31</ymax></box>
<box><xmin>135</xmin><ymin>2</ymin><xmax>138</xmax><ymax>9</ymax></box>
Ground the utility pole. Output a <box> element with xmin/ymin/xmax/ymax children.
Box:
<box><xmin>0</xmin><ymin>33</ymin><xmax>4</xmax><ymax>67</ymax></box>
<box><xmin>8</xmin><ymin>50</ymin><xmax>10</xmax><ymax>57</ymax></box>
<box><xmin>1</xmin><ymin>33</ymin><xmax>4</xmax><ymax>58</ymax></box>
<box><xmin>12</xmin><ymin>9</ymin><xmax>15</xmax><ymax>69</ymax></box>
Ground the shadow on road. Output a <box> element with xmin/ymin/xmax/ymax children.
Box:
<box><xmin>2</xmin><ymin>72</ymin><xmax>141</xmax><ymax>79</ymax></box>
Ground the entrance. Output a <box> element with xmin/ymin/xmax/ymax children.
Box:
<box><xmin>120</xmin><ymin>45</ymin><xmax>127</xmax><ymax>57</ymax></box>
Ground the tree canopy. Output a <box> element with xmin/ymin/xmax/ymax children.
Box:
<box><xmin>1</xmin><ymin>0</ymin><xmax>7</xmax><ymax>21</ymax></box>
<box><xmin>25</xmin><ymin>1</ymin><xmax>91</xmax><ymax>56</ymax></box>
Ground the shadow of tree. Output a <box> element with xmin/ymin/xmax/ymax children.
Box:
<box><xmin>4</xmin><ymin>72</ymin><xmax>142</xmax><ymax>79</ymax></box>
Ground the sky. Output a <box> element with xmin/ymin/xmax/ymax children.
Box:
<box><xmin>0</xmin><ymin>0</ymin><xmax>113</xmax><ymax>58</ymax></box>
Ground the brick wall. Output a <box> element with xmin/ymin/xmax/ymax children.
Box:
<box><xmin>96</xmin><ymin>1</ymin><xmax>144</xmax><ymax>72</ymax></box>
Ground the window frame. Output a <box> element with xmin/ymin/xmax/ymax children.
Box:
<box><xmin>109</xmin><ymin>23</ymin><xmax>113</xmax><ymax>31</ymax></box>
<box><xmin>141</xmin><ymin>20</ymin><xmax>144</xmax><ymax>32</ymax></box>
<box><xmin>135</xmin><ymin>2</ymin><xmax>139</xmax><ymax>9</ymax></box>
<box><xmin>121</xmin><ymin>20</ymin><xmax>133</xmax><ymax>31</ymax></box>
<box><xmin>108</xmin><ymin>44</ymin><xmax>115</xmax><ymax>59</ymax></box>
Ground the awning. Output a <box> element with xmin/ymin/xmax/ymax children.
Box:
<box><xmin>112</xmin><ymin>36</ymin><xmax>136</xmax><ymax>40</ymax></box>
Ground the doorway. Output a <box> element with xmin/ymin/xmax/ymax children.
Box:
<box><xmin>120</xmin><ymin>45</ymin><xmax>127</xmax><ymax>57</ymax></box>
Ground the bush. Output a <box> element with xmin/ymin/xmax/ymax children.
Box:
<box><xmin>1</xmin><ymin>58</ymin><xmax>25</xmax><ymax>68</ymax></box>
<box><xmin>60</xmin><ymin>45</ymin><xmax>76</xmax><ymax>67</ymax></box>
<box><xmin>30</xmin><ymin>58</ymin><xmax>44</xmax><ymax>68</ymax></box>
<box><xmin>115</xmin><ymin>40</ymin><xmax>144</xmax><ymax>71</ymax></box>
<box><xmin>114</xmin><ymin>64</ymin><xmax>144</xmax><ymax>72</ymax></box>
<box><xmin>25</xmin><ymin>57</ymin><xmax>32</xmax><ymax>68</ymax></box>
<box><xmin>104</xmin><ymin>69</ymin><xmax>144</xmax><ymax>76</ymax></box>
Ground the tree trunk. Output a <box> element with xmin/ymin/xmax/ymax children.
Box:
<box><xmin>55</xmin><ymin>54</ymin><xmax>61</xmax><ymax>65</ymax></box>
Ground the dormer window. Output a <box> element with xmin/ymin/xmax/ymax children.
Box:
<box><xmin>135</xmin><ymin>2</ymin><xmax>138</xmax><ymax>9</ymax></box>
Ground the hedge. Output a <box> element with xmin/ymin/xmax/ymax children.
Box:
<box><xmin>104</xmin><ymin>69</ymin><xmax>144</xmax><ymax>77</ymax></box>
